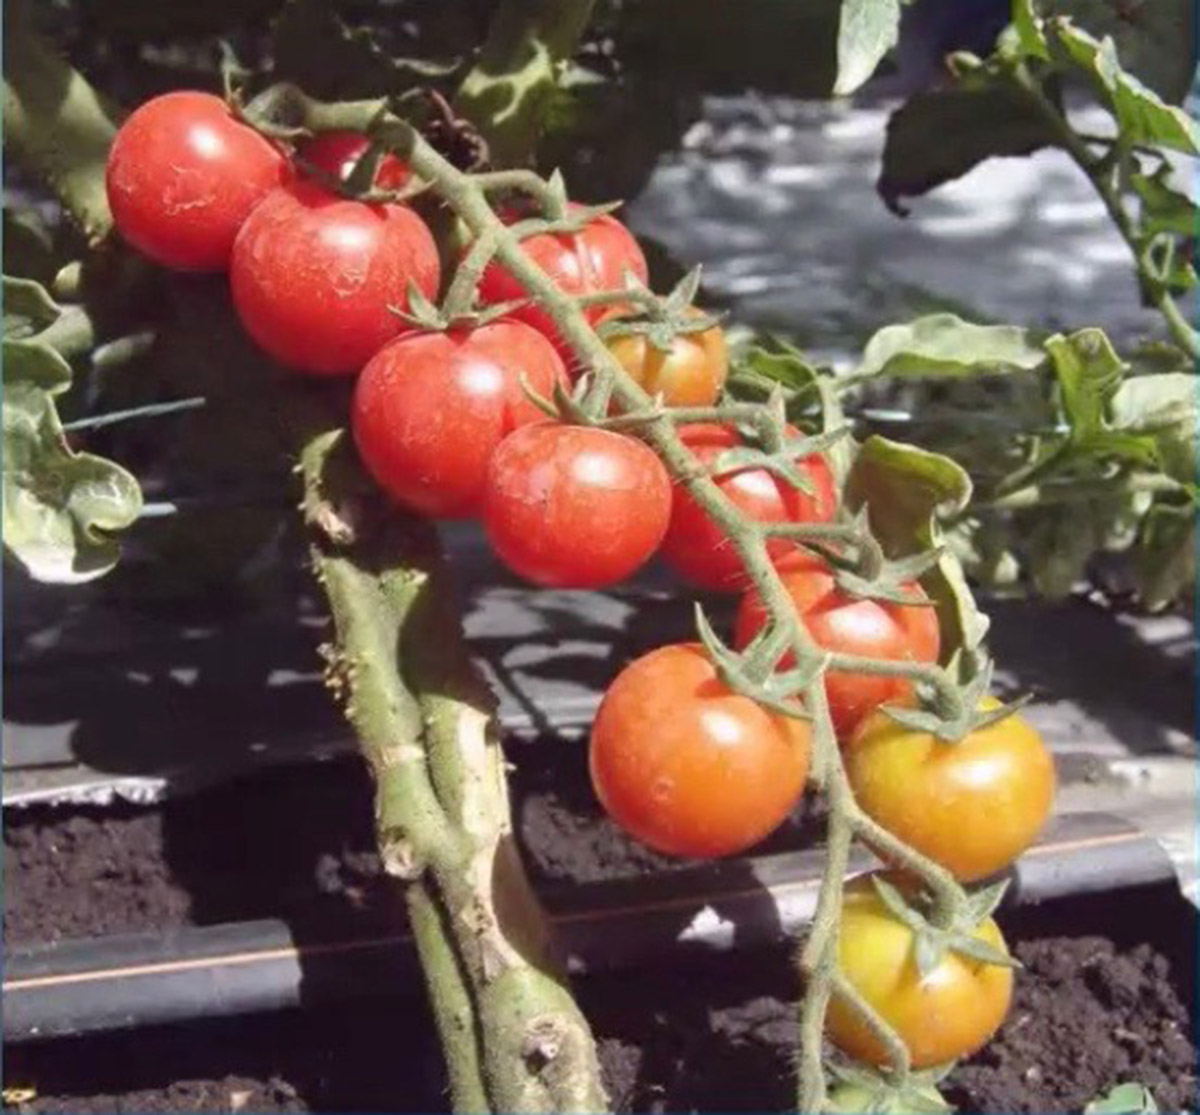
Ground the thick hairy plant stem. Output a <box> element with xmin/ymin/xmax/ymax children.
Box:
<box><xmin>3</xmin><ymin>0</ymin><xmax>119</xmax><ymax>243</ymax></box>
<box><xmin>453</xmin><ymin>0</ymin><xmax>598</xmax><ymax>167</ymax></box>
<box><xmin>300</xmin><ymin>426</ymin><xmax>605</xmax><ymax>1114</ymax></box>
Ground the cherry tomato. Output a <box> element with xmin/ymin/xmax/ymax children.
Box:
<box><xmin>606</xmin><ymin>309</ymin><xmax>728</xmax><ymax>407</ymax></box>
<box><xmin>352</xmin><ymin>322</ymin><xmax>568</xmax><ymax>518</ymax></box>
<box><xmin>734</xmin><ymin>560</ymin><xmax>940</xmax><ymax>739</ymax></box>
<box><xmin>846</xmin><ymin>699</ymin><xmax>1055</xmax><ymax>881</ymax></box>
<box><xmin>477</xmin><ymin>204</ymin><xmax>648</xmax><ymax>371</ymax></box>
<box><xmin>298</xmin><ymin>131</ymin><xmax>409</xmax><ymax>190</ymax></box>
<box><xmin>106</xmin><ymin>91</ymin><xmax>289</xmax><ymax>271</ymax></box>
<box><xmin>589</xmin><ymin>643</ymin><xmax>811</xmax><ymax>857</ymax></box>
<box><xmin>230</xmin><ymin>181</ymin><xmax>440</xmax><ymax>375</ymax></box>
<box><xmin>659</xmin><ymin>424</ymin><xmax>837</xmax><ymax>592</ymax></box>
<box><xmin>482</xmin><ymin>424</ymin><xmax>670</xmax><ymax>588</ymax></box>
<box><xmin>827</xmin><ymin>875</ymin><xmax>1013</xmax><ymax>1069</ymax></box>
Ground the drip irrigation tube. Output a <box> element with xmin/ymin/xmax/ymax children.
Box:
<box><xmin>3</xmin><ymin>811</ymin><xmax>1178</xmax><ymax>1043</ymax></box>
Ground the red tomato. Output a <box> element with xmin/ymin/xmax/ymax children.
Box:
<box><xmin>590</xmin><ymin>643</ymin><xmax>811</xmax><ymax>857</ymax></box>
<box><xmin>734</xmin><ymin>559</ymin><xmax>941</xmax><ymax>739</ymax></box>
<box><xmin>483</xmin><ymin>424</ymin><xmax>670</xmax><ymax>588</ymax></box>
<box><xmin>352</xmin><ymin>322</ymin><xmax>568</xmax><ymax>518</ymax></box>
<box><xmin>106</xmin><ymin>91</ymin><xmax>289</xmax><ymax>271</ymax></box>
<box><xmin>298</xmin><ymin>131</ymin><xmax>409</xmax><ymax>190</ymax></box>
<box><xmin>659</xmin><ymin>424</ymin><xmax>837</xmax><ymax>592</ymax></box>
<box><xmin>230</xmin><ymin>181</ymin><xmax>440</xmax><ymax>375</ymax></box>
<box><xmin>476</xmin><ymin>204</ymin><xmax>648</xmax><ymax>371</ymax></box>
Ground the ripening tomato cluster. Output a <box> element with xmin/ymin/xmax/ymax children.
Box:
<box><xmin>109</xmin><ymin>89</ymin><xmax>1055</xmax><ymax>1078</ymax></box>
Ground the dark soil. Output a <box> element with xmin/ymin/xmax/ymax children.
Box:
<box><xmin>4</xmin><ymin>761</ymin><xmax>1197</xmax><ymax>1114</ymax></box>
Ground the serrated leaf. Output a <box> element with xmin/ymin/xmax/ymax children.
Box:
<box><xmin>1046</xmin><ymin>0</ymin><xmax>1197</xmax><ymax>103</ymax></box>
<box><xmin>1045</xmin><ymin>327</ymin><xmax>1130</xmax><ymax>438</ymax></box>
<box><xmin>1053</xmin><ymin>22</ymin><xmax>1200</xmax><ymax>154</ymax></box>
<box><xmin>855</xmin><ymin>314</ymin><xmax>1047</xmax><ymax>379</ymax></box>
<box><xmin>4</xmin><ymin>381</ymin><xmax>141</xmax><ymax>583</ymax></box>
<box><xmin>878</xmin><ymin>87</ymin><xmax>1056</xmax><ymax>212</ymax></box>
<box><xmin>834</xmin><ymin>0</ymin><xmax>901</xmax><ymax>96</ymax></box>
<box><xmin>1084</xmin><ymin>1083</ymin><xmax>1159</xmax><ymax>1114</ymax></box>
<box><xmin>845</xmin><ymin>436</ymin><xmax>989</xmax><ymax>658</ymax></box>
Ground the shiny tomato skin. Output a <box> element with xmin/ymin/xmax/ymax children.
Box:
<box><xmin>230</xmin><ymin>181</ymin><xmax>440</xmax><ymax>375</ymax></box>
<box><xmin>607</xmin><ymin>310</ymin><xmax>729</xmax><ymax>406</ymax></box>
<box><xmin>827</xmin><ymin>876</ymin><xmax>1013</xmax><ymax>1068</ymax></box>
<box><xmin>477</xmin><ymin>205</ymin><xmax>648</xmax><ymax>371</ymax></box>
<box><xmin>590</xmin><ymin>643</ymin><xmax>811</xmax><ymax>857</ymax></box>
<box><xmin>659</xmin><ymin>424</ymin><xmax>837</xmax><ymax>592</ymax></box>
<box><xmin>298</xmin><ymin>131</ymin><xmax>409</xmax><ymax>190</ymax></box>
<box><xmin>846</xmin><ymin>700</ymin><xmax>1056</xmax><ymax>881</ymax></box>
<box><xmin>483</xmin><ymin>424</ymin><xmax>670</xmax><ymax>588</ymax></box>
<box><xmin>106</xmin><ymin>91</ymin><xmax>289</xmax><ymax>271</ymax></box>
<box><xmin>734</xmin><ymin>563</ymin><xmax>940</xmax><ymax>739</ymax></box>
<box><xmin>351</xmin><ymin>322</ymin><xmax>568</xmax><ymax>518</ymax></box>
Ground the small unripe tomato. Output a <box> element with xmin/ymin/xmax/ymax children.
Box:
<box><xmin>827</xmin><ymin>876</ymin><xmax>1013</xmax><ymax>1069</ymax></box>
<box><xmin>606</xmin><ymin>309</ymin><xmax>728</xmax><ymax>407</ymax></box>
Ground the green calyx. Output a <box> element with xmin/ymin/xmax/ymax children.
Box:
<box><xmin>869</xmin><ymin>875</ymin><xmax>1018</xmax><ymax>978</ymax></box>
<box><xmin>824</xmin><ymin>1060</ymin><xmax>955</xmax><ymax>1114</ymax></box>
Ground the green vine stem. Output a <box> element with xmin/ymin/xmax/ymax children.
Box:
<box><xmin>453</xmin><ymin>0</ymin><xmax>598</xmax><ymax>167</ymax></box>
<box><xmin>1008</xmin><ymin>60</ymin><xmax>1200</xmax><ymax>362</ymax></box>
<box><xmin>3</xmin><ymin>0</ymin><xmax>118</xmax><ymax>243</ymax></box>
<box><xmin>300</xmin><ymin>422</ymin><xmax>605</xmax><ymax>1114</ymax></box>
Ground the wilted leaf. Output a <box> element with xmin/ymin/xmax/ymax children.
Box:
<box><xmin>845</xmin><ymin>436</ymin><xmax>989</xmax><ymax>657</ymax></box>
<box><xmin>855</xmin><ymin>314</ymin><xmax>1047</xmax><ymax>378</ymax></box>
<box><xmin>834</xmin><ymin>0</ymin><xmax>901</xmax><ymax>96</ymax></box>
<box><xmin>1053</xmin><ymin>21</ymin><xmax>1200</xmax><ymax>154</ymax></box>
<box><xmin>4</xmin><ymin>274</ymin><xmax>62</xmax><ymax>339</ymax></box>
<box><xmin>1133</xmin><ymin>500</ymin><xmax>1195</xmax><ymax>611</ymax></box>
<box><xmin>1084</xmin><ymin>1081</ymin><xmax>1160</xmax><ymax>1114</ymax></box>
<box><xmin>878</xmin><ymin>86</ymin><xmax>1057</xmax><ymax>212</ymax></box>
<box><xmin>3</xmin><ymin>207</ymin><xmax>57</xmax><ymax>285</ymax></box>
<box><xmin>4</xmin><ymin>381</ymin><xmax>142</xmax><ymax>583</ymax></box>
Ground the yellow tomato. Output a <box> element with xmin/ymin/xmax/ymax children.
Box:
<box><xmin>606</xmin><ymin>309</ymin><xmax>728</xmax><ymax>406</ymax></box>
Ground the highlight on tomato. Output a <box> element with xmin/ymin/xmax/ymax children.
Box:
<box><xmin>734</xmin><ymin>556</ymin><xmax>940</xmax><ymax>739</ymax></box>
<box><xmin>826</xmin><ymin>875</ymin><xmax>1013</xmax><ymax>1069</ymax></box>
<box><xmin>482</xmin><ymin>423</ymin><xmax>671</xmax><ymax>589</ymax></box>
<box><xmin>606</xmin><ymin>308</ymin><xmax>729</xmax><ymax>407</ymax></box>
<box><xmin>352</xmin><ymin>321</ymin><xmax>568</xmax><ymax>519</ymax></box>
<box><xmin>477</xmin><ymin>203</ymin><xmax>648</xmax><ymax>371</ymax></box>
<box><xmin>230</xmin><ymin>180</ymin><xmax>440</xmax><ymax>375</ymax></box>
<box><xmin>297</xmin><ymin>131</ymin><xmax>409</xmax><ymax>190</ymax></box>
<box><xmin>106</xmin><ymin>91</ymin><xmax>290</xmax><ymax>271</ymax></box>
<box><xmin>845</xmin><ymin>699</ymin><xmax>1056</xmax><ymax>881</ymax></box>
<box><xmin>589</xmin><ymin>642</ymin><xmax>811</xmax><ymax>858</ymax></box>
<box><xmin>659</xmin><ymin>424</ymin><xmax>838</xmax><ymax>592</ymax></box>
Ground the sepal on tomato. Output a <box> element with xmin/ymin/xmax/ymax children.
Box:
<box><xmin>824</xmin><ymin>1059</ymin><xmax>954</xmax><ymax>1114</ymax></box>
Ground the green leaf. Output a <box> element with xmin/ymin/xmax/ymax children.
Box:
<box><xmin>1052</xmin><ymin>22</ymin><xmax>1200</xmax><ymax>154</ymax></box>
<box><xmin>834</xmin><ymin>0</ymin><xmax>902</xmax><ymax>96</ymax></box>
<box><xmin>1133</xmin><ymin>501</ymin><xmax>1195</xmax><ymax>612</ymax></box>
<box><xmin>271</xmin><ymin>0</ymin><xmax>459</xmax><ymax>102</ymax></box>
<box><xmin>1045</xmin><ymin>0</ymin><xmax>1197</xmax><ymax>103</ymax></box>
<box><xmin>1046</xmin><ymin>329</ymin><xmax>1125</xmax><ymax>440</ymax></box>
<box><xmin>1110</xmin><ymin>372</ymin><xmax>1196</xmax><ymax>484</ymax></box>
<box><xmin>845</xmin><ymin>436</ymin><xmax>989</xmax><ymax>657</ymax></box>
<box><xmin>878</xmin><ymin>87</ymin><xmax>1057</xmax><ymax>212</ymax></box>
<box><xmin>3</xmin><ymin>207</ymin><xmax>58</xmax><ymax>285</ymax></box>
<box><xmin>4</xmin><ymin>274</ymin><xmax>62</xmax><ymax>339</ymax></box>
<box><xmin>855</xmin><ymin>314</ymin><xmax>1047</xmax><ymax>378</ymax></box>
<box><xmin>1010</xmin><ymin>0</ymin><xmax>1051</xmax><ymax>59</ymax></box>
<box><xmin>4</xmin><ymin>381</ymin><xmax>142</xmax><ymax>583</ymax></box>
<box><xmin>1084</xmin><ymin>1082</ymin><xmax>1160</xmax><ymax>1114</ymax></box>
<box><xmin>1131</xmin><ymin>166</ymin><xmax>1200</xmax><ymax>237</ymax></box>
